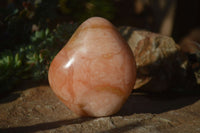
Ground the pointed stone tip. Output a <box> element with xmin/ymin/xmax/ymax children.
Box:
<box><xmin>85</xmin><ymin>16</ymin><xmax>109</xmax><ymax>22</ymax></box>
<box><xmin>81</xmin><ymin>17</ymin><xmax>113</xmax><ymax>28</ymax></box>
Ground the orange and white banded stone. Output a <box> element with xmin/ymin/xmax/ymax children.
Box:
<box><xmin>48</xmin><ymin>17</ymin><xmax>136</xmax><ymax>117</ymax></box>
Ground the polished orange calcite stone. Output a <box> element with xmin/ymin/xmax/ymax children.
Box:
<box><xmin>48</xmin><ymin>17</ymin><xmax>136</xmax><ymax>117</ymax></box>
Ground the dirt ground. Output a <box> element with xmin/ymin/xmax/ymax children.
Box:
<box><xmin>0</xmin><ymin>85</ymin><xmax>200</xmax><ymax>133</ymax></box>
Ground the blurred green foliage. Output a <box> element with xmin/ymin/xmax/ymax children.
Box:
<box><xmin>0</xmin><ymin>0</ymin><xmax>115</xmax><ymax>93</ymax></box>
<box><xmin>0</xmin><ymin>25</ymin><xmax>78</xmax><ymax>92</ymax></box>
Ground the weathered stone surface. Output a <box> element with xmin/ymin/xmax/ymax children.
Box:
<box><xmin>119</xmin><ymin>26</ymin><xmax>191</xmax><ymax>92</ymax></box>
<box><xmin>0</xmin><ymin>86</ymin><xmax>200</xmax><ymax>133</ymax></box>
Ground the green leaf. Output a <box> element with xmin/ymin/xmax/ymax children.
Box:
<box><xmin>45</xmin><ymin>28</ymin><xmax>50</xmax><ymax>36</ymax></box>
<box><xmin>14</xmin><ymin>53</ymin><xmax>22</xmax><ymax>67</ymax></box>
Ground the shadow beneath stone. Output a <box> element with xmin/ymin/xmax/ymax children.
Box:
<box><xmin>117</xmin><ymin>92</ymin><xmax>200</xmax><ymax>116</ymax></box>
<box><xmin>0</xmin><ymin>80</ymin><xmax>48</xmax><ymax>103</ymax></box>
<box><xmin>0</xmin><ymin>117</ymin><xmax>92</xmax><ymax>133</ymax></box>
<box><xmin>0</xmin><ymin>93</ymin><xmax>20</xmax><ymax>104</ymax></box>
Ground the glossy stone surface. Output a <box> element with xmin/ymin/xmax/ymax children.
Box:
<box><xmin>48</xmin><ymin>17</ymin><xmax>136</xmax><ymax>117</ymax></box>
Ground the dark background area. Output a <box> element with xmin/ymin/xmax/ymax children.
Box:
<box><xmin>1</xmin><ymin>0</ymin><xmax>200</xmax><ymax>46</ymax></box>
<box><xmin>113</xmin><ymin>0</ymin><xmax>200</xmax><ymax>42</ymax></box>
<box><xmin>172</xmin><ymin>0</ymin><xmax>200</xmax><ymax>42</ymax></box>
